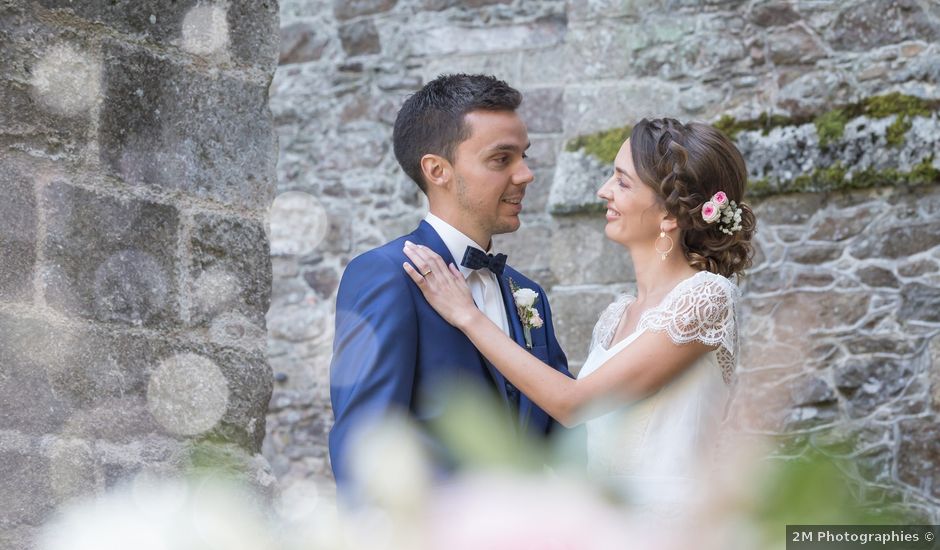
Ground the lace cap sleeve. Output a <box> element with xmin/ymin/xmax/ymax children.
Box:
<box><xmin>589</xmin><ymin>294</ymin><xmax>635</xmax><ymax>354</ymax></box>
<box><xmin>638</xmin><ymin>272</ymin><xmax>739</xmax><ymax>384</ymax></box>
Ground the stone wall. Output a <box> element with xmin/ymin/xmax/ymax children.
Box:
<box><xmin>265</xmin><ymin>0</ymin><xmax>940</xmax><ymax>515</ymax></box>
<box><xmin>0</xmin><ymin>2</ymin><xmax>279</xmax><ymax>549</ymax></box>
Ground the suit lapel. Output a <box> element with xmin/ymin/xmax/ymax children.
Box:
<box><xmin>413</xmin><ymin>222</ymin><xmax>510</xmax><ymax>405</ymax></box>
<box><xmin>497</xmin><ymin>273</ymin><xmax>537</xmax><ymax>432</ymax></box>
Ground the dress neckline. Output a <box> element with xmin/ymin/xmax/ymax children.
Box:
<box><xmin>601</xmin><ymin>270</ymin><xmax>712</xmax><ymax>352</ymax></box>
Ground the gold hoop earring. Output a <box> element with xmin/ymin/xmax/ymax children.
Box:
<box><xmin>655</xmin><ymin>231</ymin><xmax>674</xmax><ymax>261</ymax></box>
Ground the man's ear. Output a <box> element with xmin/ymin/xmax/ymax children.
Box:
<box><xmin>420</xmin><ymin>154</ymin><xmax>452</xmax><ymax>190</ymax></box>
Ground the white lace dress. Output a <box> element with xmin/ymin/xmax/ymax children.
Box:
<box><xmin>577</xmin><ymin>270</ymin><xmax>739</xmax><ymax>512</ymax></box>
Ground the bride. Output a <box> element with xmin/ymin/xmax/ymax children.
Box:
<box><xmin>401</xmin><ymin>117</ymin><xmax>756</xmax><ymax>511</ymax></box>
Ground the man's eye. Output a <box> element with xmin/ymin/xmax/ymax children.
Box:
<box><xmin>493</xmin><ymin>156</ymin><xmax>508</xmax><ymax>164</ymax></box>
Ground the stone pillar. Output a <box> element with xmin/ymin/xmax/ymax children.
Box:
<box><xmin>0</xmin><ymin>2</ymin><xmax>279</xmax><ymax>548</ymax></box>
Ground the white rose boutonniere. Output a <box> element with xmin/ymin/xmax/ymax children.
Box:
<box><xmin>509</xmin><ymin>279</ymin><xmax>543</xmax><ymax>349</ymax></box>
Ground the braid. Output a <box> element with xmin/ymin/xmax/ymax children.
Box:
<box><xmin>629</xmin><ymin>118</ymin><xmax>756</xmax><ymax>278</ymax></box>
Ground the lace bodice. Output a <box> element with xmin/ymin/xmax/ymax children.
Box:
<box><xmin>588</xmin><ymin>271</ymin><xmax>739</xmax><ymax>384</ymax></box>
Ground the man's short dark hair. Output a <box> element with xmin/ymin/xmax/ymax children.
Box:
<box><xmin>392</xmin><ymin>73</ymin><xmax>523</xmax><ymax>192</ymax></box>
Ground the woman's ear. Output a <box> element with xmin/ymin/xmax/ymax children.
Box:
<box><xmin>661</xmin><ymin>216</ymin><xmax>679</xmax><ymax>234</ymax></box>
<box><xmin>420</xmin><ymin>154</ymin><xmax>452</xmax><ymax>190</ymax></box>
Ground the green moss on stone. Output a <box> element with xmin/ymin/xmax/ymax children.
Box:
<box><xmin>862</xmin><ymin>92</ymin><xmax>932</xmax><ymax>119</ymax></box>
<box><xmin>908</xmin><ymin>155</ymin><xmax>939</xmax><ymax>184</ymax></box>
<box><xmin>564</xmin><ymin>125</ymin><xmax>632</xmax><ymax>164</ymax></box>
<box><xmin>712</xmin><ymin>112</ymin><xmax>798</xmax><ymax>140</ymax></box>
<box><xmin>749</xmin><ymin>157</ymin><xmax>939</xmax><ymax>199</ymax></box>
<box><xmin>814</xmin><ymin>109</ymin><xmax>849</xmax><ymax>148</ymax></box>
<box><xmin>748</xmin><ymin>177</ymin><xmax>772</xmax><ymax>197</ymax></box>
<box><xmin>713</xmin><ymin>114</ymin><xmax>741</xmax><ymax>139</ymax></box>
<box><xmin>885</xmin><ymin>115</ymin><xmax>913</xmax><ymax>147</ymax></box>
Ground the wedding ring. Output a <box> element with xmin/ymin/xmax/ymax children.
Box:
<box><xmin>422</xmin><ymin>269</ymin><xmax>432</xmax><ymax>277</ymax></box>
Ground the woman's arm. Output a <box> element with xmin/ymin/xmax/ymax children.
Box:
<box><xmin>402</xmin><ymin>243</ymin><xmax>717</xmax><ymax>427</ymax></box>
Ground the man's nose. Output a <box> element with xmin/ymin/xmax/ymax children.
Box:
<box><xmin>514</xmin><ymin>160</ymin><xmax>534</xmax><ymax>185</ymax></box>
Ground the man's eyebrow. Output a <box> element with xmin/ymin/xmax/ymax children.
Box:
<box><xmin>486</xmin><ymin>142</ymin><xmax>531</xmax><ymax>153</ymax></box>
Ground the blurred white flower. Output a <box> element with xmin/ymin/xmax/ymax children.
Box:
<box><xmin>38</xmin><ymin>475</ymin><xmax>275</xmax><ymax>550</ymax></box>
<box><xmin>348</xmin><ymin>412</ymin><xmax>432</xmax><ymax>512</ymax></box>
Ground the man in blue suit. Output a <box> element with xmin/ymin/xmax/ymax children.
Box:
<box><xmin>328</xmin><ymin>74</ymin><xmax>571</xmax><ymax>497</ymax></box>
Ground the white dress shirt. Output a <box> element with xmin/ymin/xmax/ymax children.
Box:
<box><xmin>423</xmin><ymin>213</ymin><xmax>511</xmax><ymax>337</ymax></box>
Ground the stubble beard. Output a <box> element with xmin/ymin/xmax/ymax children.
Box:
<box><xmin>454</xmin><ymin>174</ymin><xmax>519</xmax><ymax>239</ymax></box>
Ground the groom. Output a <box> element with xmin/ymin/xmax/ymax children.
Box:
<box><xmin>328</xmin><ymin>74</ymin><xmax>571</xmax><ymax>495</ymax></box>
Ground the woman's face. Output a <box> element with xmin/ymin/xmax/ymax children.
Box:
<box><xmin>596</xmin><ymin>139</ymin><xmax>666</xmax><ymax>248</ymax></box>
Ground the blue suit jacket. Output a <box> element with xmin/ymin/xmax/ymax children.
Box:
<box><xmin>328</xmin><ymin>221</ymin><xmax>571</xmax><ymax>493</ymax></box>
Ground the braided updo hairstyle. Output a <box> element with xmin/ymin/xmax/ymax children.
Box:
<box><xmin>630</xmin><ymin>118</ymin><xmax>756</xmax><ymax>278</ymax></box>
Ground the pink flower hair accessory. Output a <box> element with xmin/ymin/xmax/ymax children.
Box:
<box><xmin>701</xmin><ymin>191</ymin><xmax>743</xmax><ymax>234</ymax></box>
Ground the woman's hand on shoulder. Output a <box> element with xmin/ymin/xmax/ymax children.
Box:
<box><xmin>402</xmin><ymin>241</ymin><xmax>480</xmax><ymax>329</ymax></box>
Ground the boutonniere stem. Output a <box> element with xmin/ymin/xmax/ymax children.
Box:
<box><xmin>509</xmin><ymin>278</ymin><xmax>543</xmax><ymax>349</ymax></box>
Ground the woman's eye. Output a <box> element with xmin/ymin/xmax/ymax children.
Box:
<box><xmin>617</xmin><ymin>178</ymin><xmax>629</xmax><ymax>189</ymax></box>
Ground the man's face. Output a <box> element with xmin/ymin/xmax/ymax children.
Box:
<box><xmin>449</xmin><ymin>110</ymin><xmax>533</xmax><ymax>243</ymax></box>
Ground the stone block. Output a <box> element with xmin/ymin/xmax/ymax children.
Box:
<box><xmin>765</xmin><ymin>26</ymin><xmax>826</xmax><ymax>66</ymax></box>
<box><xmin>41</xmin><ymin>181</ymin><xmax>180</xmax><ymax>327</ymax></box>
<box><xmin>518</xmin><ymin>45</ymin><xmax>569</xmax><ymax>86</ymax></box>
<box><xmin>0</xmin><ymin>159</ymin><xmax>36</xmax><ymax>303</ymax></box>
<box><xmin>493</xmin><ymin>221</ymin><xmax>554</xmax><ymax>285</ymax></box>
<box><xmin>849</xmin><ymin>223</ymin><xmax>940</xmax><ymax>260</ymax></box>
<box><xmin>898</xmin><ymin>418</ymin><xmax>940</xmax><ymax>499</ymax></box>
<box><xmin>562</xmin><ymin>22</ymin><xmax>636</xmax><ymax>82</ymax></box>
<box><xmin>548</xmin><ymin>150</ymin><xmax>608</xmax><ymax>215</ymax></box>
<box><xmin>339</xmin><ymin>20</ymin><xmax>380</xmax><ymax>56</ymax></box>
<box><xmin>856</xmin><ymin>266</ymin><xmax>899</xmax><ymax>288</ymax></box>
<box><xmin>0</xmin><ymin>448</ymin><xmax>56</xmax><ymax>527</ymax></box>
<box><xmin>410</xmin><ymin>16</ymin><xmax>566</xmax><ymax>57</ymax></box>
<box><xmin>421</xmin><ymin>0</ymin><xmax>511</xmax><ymax>10</ymax></box>
<box><xmin>522</xmin><ymin>167</ymin><xmax>555</xmax><ymax>214</ymax></box>
<box><xmin>279</xmin><ymin>21</ymin><xmax>331</xmax><ymax>65</ymax></box>
<box><xmin>834</xmin><ymin>359</ymin><xmax>914</xmax><ymax>418</ymax></box>
<box><xmin>755</xmin><ymin>194</ymin><xmax>826</xmax><ymax>225</ymax></box>
<box><xmin>548</xmin><ymin>288</ymin><xmax>624</xmax><ymax>368</ymax></box>
<box><xmin>788</xmin><ymin>375</ymin><xmax>837</xmax><ymax>407</ymax></box>
<box><xmin>526</xmin><ymin>136</ymin><xmax>563</xmax><ymax>169</ymax></box>
<box><xmin>37</xmin><ymin>0</ymin><xmax>278</xmax><ymax>70</ymax></box>
<box><xmin>824</xmin><ymin>0</ymin><xmax>939</xmax><ymax>52</ymax></box>
<box><xmin>0</xmin><ymin>76</ymin><xmax>91</xmax><ymax>160</ymax></box>
<box><xmin>0</xmin><ymin>314</ymin><xmax>73</xmax><ymax>435</ymax></box>
<box><xmin>0</xmin><ymin>524</ymin><xmax>40</xmax><ymax>550</ymax></box>
<box><xmin>190</xmin><ymin>213</ymin><xmax>272</xmax><ymax>328</ymax></box>
<box><xmin>789</xmin><ymin>244</ymin><xmax>842</xmax><ymax>264</ymax></box>
<box><xmin>754</xmin><ymin>291</ymin><xmax>870</xmax><ymax>334</ymax></box>
<box><xmin>900</xmin><ymin>283</ymin><xmax>940</xmax><ymax>323</ymax></box>
<box><xmin>303</xmin><ymin>267</ymin><xmax>340</xmax><ymax>299</ymax></box>
<box><xmin>212</xmin><ymin>349</ymin><xmax>273</xmax><ymax>450</ymax></box>
<box><xmin>749</xmin><ymin>1</ymin><xmax>801</xmax><ymax>27</ymax></box>
<box><xmin>518</xmin><ymin>87</ymin><xmax>564</xmax><ymax>134</ymax></box>
<box><xmin>417</xmin><ymin>51</ymin><xmax>520</xmax><ymax>86</ymax></box>
<box><xmin>334</xmin><ymin>0</ymin><xmax>397</xmax><ymax>20</ymax></box>
<box><xmin>897</xmin><ymin>259</ymin><xmax>937</xmax><ymax>278</ymax></box>
<box><xmin>549</xmin><ymin>216</ymin><xmax>633</xmax><ymax>286</ymax></box>
<box><xmin>563</xmin><ymin>81</ymin><xmax>680</xmax><ymax>138</ymax></box>
<box><xmin>930</xmin><ymin>334</ymin><xmax>940</xmax><ymax>411</ymax></box>
<box><xmin>566</xmin><ymin>0</ymin><xmax>639</xmax><ymax>21</ymax></box>
<box><xmin>98</xmin><ymin>42</ymin><xmax>275</xmax><ymax>209</ymax></box>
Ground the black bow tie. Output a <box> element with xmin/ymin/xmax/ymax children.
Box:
<box><xmin>461</xmin><ymin>246</ymin><xmax>507</xmax><ymax>276</ymax></box>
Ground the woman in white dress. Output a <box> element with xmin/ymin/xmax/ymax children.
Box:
<box><xmin>401</xmin><ymin>117</ymin><xmax>756</xmax><ymax>511</ymax></box>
